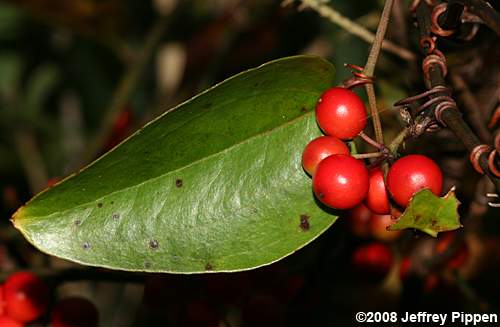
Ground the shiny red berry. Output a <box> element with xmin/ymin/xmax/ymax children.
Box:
<box><xmin>386</xmin><ymin>154</ymin><xmax>443</xmax><ymax>207</ymax></box>
<box><xmin>315</xmin><ymin>87</ymin><xmax>367</xmax><ymax>140</ymax></box>
<box><xmin>51</xmin><ymin>297</ymin><xmax>99</xmax><ymax>327</ymax></box>
<box><xmin>4</xmin><ymin>272</ymin><xmax>48</xmax><ymax>323</ymax></box>
<box><xmin>301</xmin><ymin>136</ymin><xmax>350</xmax><ymax>176</ymax></box>
<box><xmin>364</xmin><ymin>168</ymin><xmax>390</xmax><ymax>214</ymax></box>
<box><xmin>313</xmin><ymin>154</ymin><xmax>369</xmax><ymax>210</ymax></box>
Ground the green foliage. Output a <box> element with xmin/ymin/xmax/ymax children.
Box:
<box><xmin>13</xmin><ymin>56</ymin><xmax>338</xmax><ymax>273</ymax></box>
<box><xmin>388</xmin><ymin>188</ymin><xmax>462</xmax><ymax>237</ymax></box>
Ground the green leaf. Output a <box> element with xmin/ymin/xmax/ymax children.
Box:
<box><xmin>13</xmin><ymin>55</ymin><xmax>337</xmax><ymax>273</ymax></box>
<box><xmin>388</xmin><ymin>188</ymin><xmax>462</xmax><ymax>237</ymax></box>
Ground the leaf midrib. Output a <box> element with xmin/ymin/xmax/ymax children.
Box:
<box><xmin>21</xmin><ymin>111</ymin><xmax>315</xmax><ymax>221</ymax></box>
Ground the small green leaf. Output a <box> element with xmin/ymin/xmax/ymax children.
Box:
<box><xmin>13</xmin><ymin>55</ymin><xmax>337</xmax><ymax>273</ymax></box>
<box><xmin>388</xmin><ymin>188</ymin><xmax>462</xmax><ymax>237</ymax></box>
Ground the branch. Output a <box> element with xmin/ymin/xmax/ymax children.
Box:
<box><xmin>292</xmin><ymin>0</ymin><xmax>416</xmax><ymax>61</ymax></box>
<box><xmin>415</xmin><ymin>2</ymin><xmax>500</xmax><ymax>194</ymax></box>
<box><xmin>362</xmin><ymin>0</ymin><xmax>395</xmax><ymax>145</ymax></box>
<box><xmin>459</xmin><ymin>0</ymin><xmax>500</xmax><ymax>36</ymax></box>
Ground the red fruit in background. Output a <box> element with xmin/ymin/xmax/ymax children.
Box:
<box><xmin>370</xmin><ymin>214</ymin><xmax>401</xmax><ymax>242</ymax></box>
<box><xmin>351</xmin><ymin>242</ymin><xmax>393</xmax><ymax>280</ymax></box>
<box><xmin>47</xmin><ymin>177</ymin><xmax>60</xmax><ymax>188</ymax></box>
<box><xmin>436</xmin><ymin>232</ymin><xmax>469</xmax><ymax>270</ymax></box>
<box><xmin>4</xmin><ymin>272</ymin><xmax>48</xmax><ymax>323</ymax></box>
<box><xmin>313</xmin><ymin>155</ymin><xmax>369</xmax><ymax>210</ymax></box>
<box><xmin>399</xmin><ymin>257</ymin><xmax>412</xmax><ymax>281</ymax></box>
<box><xmin>301</xmin><ymin>136</ymin><xmax>350</xmax><ymax>176</ymax></box>
<box><xmin>387</xmin><ymin>155</ymin><xmax>443</xmax><ymax>207</ymax></box>
<box><xmin>0</xmin><ymin>285</ymin><xmax>5</xmax><ymax>316</ymax></box>
<box><xmin>104</xmin><ymin>109</ymin><xmax>135</xmax><ymax>151</ymax></box>
<box><xmin>315</xmin><ymin>87</ymin><xmax>367</xmax><ymax>140</ymax></box>
<box><xmin>365</xmin><ymin>168</ymin><xmax>390</xmax><ymax>214</ymax></box>
<box><xmin>0</xmin><ymin>316</ymin><xmax>24</xmax><ymax>327</ymax></box>
<box><xmin>51</xmin><ymin>297</ymin><xmax>98</xmax><ymax>327</ymax></box>
<box><xmin>347</xmin><ymin>204</ymin><xmax>372</xmax><ymax>238</ymax></box>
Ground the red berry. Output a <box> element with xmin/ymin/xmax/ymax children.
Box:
<box><xmin>386</xmin><ymin>154</ymin><xmax>443</xmax><ymax>207</ymax></box>
<box><xmin>0</xmin><ymin>316</ymin><xmax>24</xmax><ymax>327</ymax></box>
<box><xmin>370</xmin><ymin>214</ymin><xmax>401</xmax><ymax>242</ymax></box>
<box><xmin>347</xmin><ymin>204</ymin><xmax>372</xmax><ymax>238</ymax></box>
<box><xmin>4</xmin><ymin>272</ymin><xmax>48</xmax><ymax>323</ymax></box>
<box><xmin>352</xmin><ymin>242</ymin><xmax>393</xmax><ymax>280</ymax></box>
<box><xmin>51</xmin><ymin>297</ymin><xmax>98</xmax><ymax>327</ymax></box>
<box><xmin>315</xmin><ymin>87</ymin><xmax>367</xmax><ymax>140</ymax></box>
<box><xmin>313</xmin><ymin>155</ymin><xmax>369</xmax><ymax>210</ymax></box>
<box><xmin>364</xmin><ymin>168</ymin><xmax>390</xmax><ymax>214</ymax></box>
<box><xmin>301</xmin><ymin>136</ymin><xmax>350</xmax><ymax>176</ymax></box>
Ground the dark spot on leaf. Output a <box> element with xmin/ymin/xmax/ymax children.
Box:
<box><xmin>300</xmin><ymin>214</ymin><xmax>310</xmax><ymax>231</ymax></box>
<box><xmin>74</xmin><ymin>219</ymin><xmax>82</xmax><ymax>226</ymax></box>
<box><xmin>112</xmin><ymin>213</ymin><xmax>120</xmax><ymax>220</ymax></box>
<box><xmin>431</xmin><ymin>219</ymin><xmax>438</xmax><ymax>226</ymax></box>
<box><xmin>97</xmin><ymin>203</ymin><xmax>103</xmax><ymax>208</ymax></box>
<box><xmin>300</xmin><ymin>106</ymin><xmax>307</xmax><ymax>113</ymax></box>
<box><xmin>149</xmin><ymin>240</ymin><xmax>159</xmax><ymax>250</ymax></box>
<box><xmin>110</xmin><ymin>201</ymin><xmax>114</xmax><ymax>205</ymax></box>
<box><xmin>414</xmin><ymin>214</ymin><xmax>421</xmax><ymax>221</ymax></box>
<box><xmin>176</xmin><ymin>179</ymin><xmax>183</xmax><ymax>187</ymax></box>
<box><xmin>144</xmin><ymin>262</ymin><xmax>151</xmax><ymax>268</ymax></box>
<box><xmin>205</xmin><ymin>263</ymin><xmax>213</xmax><ymax>271</ymax></box>
<box><xmin>83</xmin><ymin>242</ymin><xmax>91</xmax><ymax>250</ymax></box>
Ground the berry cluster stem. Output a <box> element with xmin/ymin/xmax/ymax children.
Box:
<box><xmin>362</xmin><ymin>0</ymin><xmax>395</xmax><ymax>146</ymax></box>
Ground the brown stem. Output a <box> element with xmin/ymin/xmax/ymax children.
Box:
<box><xmin>388</xmin><ymin>128</ymin><xmax>410</xmax><ymax>154</ymax></box>
<box><xmin>415</xmin><ymin>2</ymin><xmax>500</xmax><ymax>193</ymax></box>
<box><xmin>352</xmin><ymin>152</ymin><xmax>383</xmax><ymax>159</ymax></box>
<box><xmin>362</xmin><ymin>0</ymin><xmax>395</xmax><ymax>145</ymax></box>
<box><xmin>358</xmin><ymin>131</ymin><xmax>384</xmax><ymax>150</ymax></box>
<box><xmin>294</xmin><ymin>0</ymin><xmax>416</xmax><ymax>61</ymax></box>
<box><xmin>450</xmin><ymin>71</ymin><xmax>491</xmax><ymax>143</ymax></box>
<box><xmin>456</xmin><ymin>0</ymin><xmax>500</xmax><ymax>36</ymax></box>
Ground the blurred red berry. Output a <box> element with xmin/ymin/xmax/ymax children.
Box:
<box><xmin>347</xmin><ymin>204</ymin><xmax>372</xmax><ymax>238</ymax></box>
<box><xmin>4</xmin><ymin>272</ymin><xmax>48</xmax><ymax>323</ymax></box>
<box><xmin>370</xmin><ymin>214</ymin><xmax>401</xmax><ymax>242</ymax></box>
<box><xmin>0</xmin><ymin>316</ymin><xmax>24</xmax><ymax>327</ymax></box>
<box><xmin>352</xmin><ymin>243</ymin><xmax>393</xmax><ymax>281</ymax></box>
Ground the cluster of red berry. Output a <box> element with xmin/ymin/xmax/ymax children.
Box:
<box><xmin>302</xmin><ymin>86</ymin><xmax>444</xmax><ymax>211</ymax></box>
<box><xmin>0</xmin><ymin>272</ymin><xmax>98</xmax><ymax>327</ymax></box>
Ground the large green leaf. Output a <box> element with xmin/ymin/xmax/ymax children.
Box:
<box><xmin>13</xmin><ymin>56</ymin><xmax>337</xmax><ymax>273</ymax></box>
